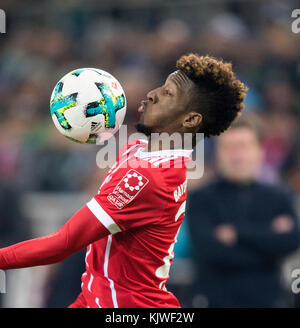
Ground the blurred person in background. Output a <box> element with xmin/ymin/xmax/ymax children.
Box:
<box><xmin>187</xmin><ymin>114</ymin><xmax>300</xmax><ymax>307</ymax></box>
<box><xmin>0</xmin><ymin>183</ymin><xmax>29</xmax><ymax>307</ymax></box>
<box><xmin>280</xmin><ymin>140</ymin><xmax>300</xmax><ymax>308</ymax></box>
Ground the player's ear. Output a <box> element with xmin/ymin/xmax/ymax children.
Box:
<box><xmin>182</xmin><ymin>112</ymin><xmax>202</xmax><ymax>130</ymax></box>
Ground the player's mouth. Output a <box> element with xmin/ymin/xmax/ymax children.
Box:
<box><xmin>138</xmin><ymin>100</ymin><xmax>147</xmax><ymax>113</ymax></box>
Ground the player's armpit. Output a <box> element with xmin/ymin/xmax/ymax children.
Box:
<box><xmin>0</xmin><ymin>205</ymin><xmax>110</xmax><ymax>270</ymax></box>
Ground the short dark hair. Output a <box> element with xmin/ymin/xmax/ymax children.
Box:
<box><xmin>228</xmin><ymin>113</ymin><xmax>264</xmax><ymax>143</ymax></box>
<box><xmin>176</xmin><ymin>53</ymin><xmax>248</xmax><ymax>138</ymax></box>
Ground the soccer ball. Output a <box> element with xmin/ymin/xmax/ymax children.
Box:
<box><xmin>50</xmin><ymin>68</ymin><xmax>126</xmax><ymax>144</ymax></box>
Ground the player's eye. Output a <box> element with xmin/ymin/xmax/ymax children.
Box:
<box><xmin>164</xmin><ymin>89</ymin><xmax>172</xmax><ymax>96</ymax></box>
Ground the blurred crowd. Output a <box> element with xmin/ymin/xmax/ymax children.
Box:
<box><xmin>0</xmin><ymin>0</ymin><xmax>300</xmax><ymax>307</ymax></box>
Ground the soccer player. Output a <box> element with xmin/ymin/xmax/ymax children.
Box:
<box><xmin>0</xmin><ymin>54</ymin><xmax>247</xmax><ymax>308</ymax></box>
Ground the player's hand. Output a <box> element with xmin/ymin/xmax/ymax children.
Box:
<box><xmin>214</xmin><ymin>224</ymin><xmax>237</xmax><ymax>246</ymax></box>
<box><xmin>271</xmin><ymin>215</ymin><xmax>294</xmax><ymax>234</ymax></box>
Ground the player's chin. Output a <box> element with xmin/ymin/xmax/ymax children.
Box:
<box><xmin>134</xmin><ymin>122</ymin><xmax>153</xmax><ymax>136</ymax></box>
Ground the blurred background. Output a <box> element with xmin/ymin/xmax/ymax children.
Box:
<box><xmin>0</xmin><ymin>0</ymin><xmax>300</xmax><ymax>308</ymax></box>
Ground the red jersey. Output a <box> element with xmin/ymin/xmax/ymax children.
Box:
<box><xmin>81</xmin><ymin>139</ymin><xmax>192</xmax><ymax>308</ymax></box>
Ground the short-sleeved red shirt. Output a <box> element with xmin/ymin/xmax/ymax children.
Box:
<box><xmin>82</xmin><ymin>139</ymin><xmax>192</xmax><ymax>308</ymax></box>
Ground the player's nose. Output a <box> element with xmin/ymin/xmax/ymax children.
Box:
<box><xmin>147</xmin><ymin>88</ymin><xmax>158</xmax><ymax>104</ymax></box>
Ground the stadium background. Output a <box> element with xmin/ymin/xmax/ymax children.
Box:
<box><xmin>0</xmin><ymin>0</ymin><xmax>300</xmax><ymax>307</ymax></box>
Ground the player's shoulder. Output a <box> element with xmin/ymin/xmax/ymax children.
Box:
<box><xmin>118</xmin><ymin>141</ymin><xmax>190</xmax><ymax>189</ymax></box>
<box><xmin>135</xmin><ymin>147</ymin><xmax>190</xmax><ymax>188</ymax></box>
<box><xmin>118</xmin><ymin>138</ymin><xmax>148</xmax><ymax>158</ymax></box>
<box><xmin>117</xmin><ymin>139</ymin><xmax>161</xmax><ymax>182</ymax></box>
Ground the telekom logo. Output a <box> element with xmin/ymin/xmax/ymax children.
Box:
<box><xmin>0</xmin><ymin>9</ymin><xmax>5</xmax><ymax>34</ymax></box>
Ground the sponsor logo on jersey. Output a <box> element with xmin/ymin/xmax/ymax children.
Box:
<box><xmin>107</xmin><ymin>169</ymin><xmax>149</xmax><ymax>209</ymax></box>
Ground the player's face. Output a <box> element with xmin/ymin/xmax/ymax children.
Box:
<box><xmin>136</xmin><ymin>70</ymin><xmax>194</xmax><ymax>135</ymax></box>
<box><xmin>216</xmin><ymin>127</ymin><xmax>263</xmax><ymax>183</ymax></box>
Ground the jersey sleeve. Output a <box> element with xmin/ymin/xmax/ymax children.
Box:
<box><xmin>0</xmin><ymin>206</ymin><xmax>110</xmax><ymax>270</ymax></box>
<box><xmin>86</xmin><ymin>166</ymin><xmax>166</xmax><ymax>233</ymax></box>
